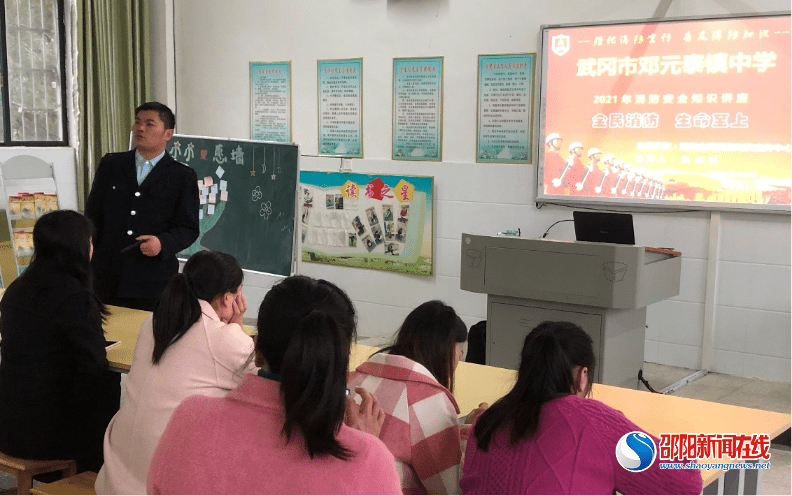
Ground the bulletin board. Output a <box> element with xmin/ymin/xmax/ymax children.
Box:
<box><xmin>299</xmin><ymin>171</ymin><xmax>433</xmax><ymax>276</ymax></box>
<box><xmin>166</xmin><ymin>135</ymin><xmax>299</xmax><ymax>276</ymax></box>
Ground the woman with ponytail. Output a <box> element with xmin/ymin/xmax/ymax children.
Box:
<box><xmin>95</xmin><ymin>251</ymin><xmax>256</xmax><ymax>494</ymax></box>
<box><xmin>348</xmin><ymin>300</ymin><xmax>488</xmax><ymax>494</ymax></box>
<box><xmin>147</xmin><ymin>275</ymin><xmax>401</xmax><ymax>494</ymax></box>
<box><xmin>460</xmin><ymin>321</ymin><xmax>703</xmax><ymax>495</ymax></box>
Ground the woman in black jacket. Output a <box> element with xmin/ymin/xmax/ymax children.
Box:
<box><xmin>0</xmin><ymin>210</ymin><xmax>120</xmax><ymax>473</ymax></box>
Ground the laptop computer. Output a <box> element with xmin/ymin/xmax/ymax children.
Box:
<box><xmin>573</xmin><ymin>211</ymin><xmax>635</xmax><ymax>245</ymax></box>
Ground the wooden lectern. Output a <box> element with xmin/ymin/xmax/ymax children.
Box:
<box><xmin>460</xmin><ymin>234</ymin><xmax>681</xmax><ymax>389</ymax></box>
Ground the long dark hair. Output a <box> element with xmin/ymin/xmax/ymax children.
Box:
<box><xmin>473</xmin><ymin>321</ymin><xmax>596</xmax><ymax>451</ymax></box>
<box><xmin>24</xmin><ymin>210</ymin><xmax>105</xmax><ymax>316</ymax></box>
<box><xmin>27</xmin><ymin>210</ymin><xmax>94</xmax><ymax>286</ymax></box>
<box><xmin>255</xmin><ymin>275</ymin><xmax>357</xmax><ymax>460</ymax></box>
<box><xmin>380</xmin><ymin>300</ymin><xmax>467</xmax><ymax>392</ymax></box>
<box><xmin>151</xmin><ymin>251</ymin><xmax>243</xmax><ymax>364</ymax></box>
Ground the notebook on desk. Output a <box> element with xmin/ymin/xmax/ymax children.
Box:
<box><xmin>573</xmin><ymin>211</ymin><xmax>635</xmax><ymax>245</ymax></box>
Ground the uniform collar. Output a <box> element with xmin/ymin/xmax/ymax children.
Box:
<box><xmin>135</xmin><ymin>149</ymin><xmax>166</xmax><ymax>167</ymax></box>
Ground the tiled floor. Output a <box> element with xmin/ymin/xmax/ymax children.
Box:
<box><xmin>1</xmin><ymin>361</ymin><xmax>789</xmax><ymax>494</ymax></box>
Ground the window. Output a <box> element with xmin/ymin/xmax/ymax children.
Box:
<box><xmin>0</xmin><ymin>0</ymin><xmax>67</xmax><ymax>145</ymax></box>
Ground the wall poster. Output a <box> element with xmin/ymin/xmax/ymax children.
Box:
<box><xmin>250</xmin><ymin>61</ymin><xmax>292</xmax><ymax>142</ymax></box>
<box><xmin>392</xmin><ymin>57</ymin><xmax>443</xmax><ymax>161</ymax></box>
<box><xmin>299</xmin><ymin>171</ymin><xmax>433</xmax><ymax>276</ymax></box>
<box><xmin>477</xmin><ymin>53</ymin><xmax>535</xmax><ymax>164</ymax></box>
<box><xmin>317</xmin><ymin>58</ymin><xmax>363</xmax><ymax>158</ymax></box>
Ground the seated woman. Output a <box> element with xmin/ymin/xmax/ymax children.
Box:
<box><xmin>460</xmin><ymin>321</ymin><xmax>703</xmax><ymax>495</ymax></box>
<box><xmin>95</xmin><ymin>250</ymin><xmax>256</xmax><ymax>494</ymax></box>
<box><xmin>348</xmin><ymin>300</ymin><xmax>487</xmax><ymax>494</ymax></box>
<box><xmin>147</xmin><ymin>275</ymin><xmax>401</xmax><ymax>494</ymax></box>
<box><xmin>0</xmin><ymin>210</ymin><xmax>120</xmax><ymax>473</ymax></box>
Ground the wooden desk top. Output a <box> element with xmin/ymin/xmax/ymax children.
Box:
<box><xmin>106</xmin><ymin>306</ymin><xmax>790</xmax><ymax>487</ymax></box>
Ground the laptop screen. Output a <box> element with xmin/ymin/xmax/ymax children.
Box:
<box><xmin>573</xmin><ymin>211</ymin><xmax>635</xmax><ymax>245</ymax></box>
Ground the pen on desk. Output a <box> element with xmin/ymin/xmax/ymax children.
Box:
<box><xmin>120</xmin><ymin>240</ymin><xmax>144</xmax><ymax>254</ymax></box>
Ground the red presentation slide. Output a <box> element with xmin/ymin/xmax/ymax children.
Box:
<box><xmin>539</xmin><ymin>15</ymin><xmax>791</xmax><ymax>207</ymax></box>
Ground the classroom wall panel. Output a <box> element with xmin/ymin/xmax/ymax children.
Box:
<box><xmin>657</xmin><ymin>342</ymin><xmax>701</xmax><ymax>370</ymax></box>
<box><xmin>159</xmin><ymin>0</ymin><xmax>791</xmax><ymax>381</ymax></box>
<box><xmin>720</xmin><ymin>212</ymin><xmax>792</xmax><ymax>265</ymax></box>
<box><xmin>716</xmin><ymin>262</ymin><xmax>791</xmax><ymax>313</ymax></box>
<box><xmin>715</xmin><ymin>306</ymin><xmax>791</xmax><ymax>358</ymax></box>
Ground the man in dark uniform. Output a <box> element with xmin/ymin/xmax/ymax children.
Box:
<box><xmin>85</xmin><ymin>102</ymin><xmax>199</xmax><ymax>311</ymax></box>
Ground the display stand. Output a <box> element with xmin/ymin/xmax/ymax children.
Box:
<box><xmin>460</xmin><ymin>234</ymin><xmax>681</xmax><ymax>389</ymax></box>
<box><xmin>0</xmin><ymin>155</ymin><xmax>59</xmax><ymax>278</ymax></box>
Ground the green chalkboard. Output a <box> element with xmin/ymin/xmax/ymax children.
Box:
<box><xmin>166</xmin><ymin>135</ymin><xmax>299</xmax><ymax>276</ymax></box>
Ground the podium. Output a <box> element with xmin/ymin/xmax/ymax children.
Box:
<box><xmin>460</xmin><ymin>234</ymin><xmax>681</xmax><ymax>389</ymax></box>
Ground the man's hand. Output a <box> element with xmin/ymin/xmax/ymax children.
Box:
<box><xmin>136</xmin><ymin>235</ymin><xmax>162</xmax><ymax>257</ymax></box>
<box><xmin>344</xmin><ymin>387</ymin><xmax>385</xmax><ymax>437</ymax></box>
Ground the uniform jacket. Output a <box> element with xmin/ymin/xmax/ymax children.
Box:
<box><xmin>0</xmin><ymin>262</ymin><xmax>120</xmax><ymax>471</ymax></box>
<box><xmin>85</xmin><ymin>150</ymin><xmax>199</xmax><ymax>301</ymax></box>
<box><xmin>348</xmin><ymin>353</ymin><xmax>469</xmax><ymax>495</ymax></box>
<box><xmin>460</xmin><ymin>394</ymin><xmax>703</xmax><ymax>495</ymax></box>
<box><xmin>95</xmin><ymin>300</ymin><xmax>256</xmax><ymax>494</ymax></box>
<box><xmin>147</xmin><ymin>374</ymin><xmax>402</xmax><ymax>495</ymax></box>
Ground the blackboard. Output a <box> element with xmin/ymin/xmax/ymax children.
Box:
<box><xmin>166</xmin><ymin>135</ymin><xmax>299</xmax><ymax>276</ymax></box>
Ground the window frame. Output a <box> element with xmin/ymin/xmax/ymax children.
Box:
<box><xmin>0</xmin><ymin>0</ymin><xmax>69</xmax><ymax>146</ymax></box>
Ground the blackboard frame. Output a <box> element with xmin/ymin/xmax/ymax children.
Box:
<box><xmin>166</xmin><ymin>134</ymin><xmax>301</xmax><ymax>277</ymax></box>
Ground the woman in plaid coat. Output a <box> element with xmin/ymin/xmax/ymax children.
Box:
<box><xmin>348</xmin><ymin>301</ymin><xmax>487</xmax><ymax>494</ymax></box>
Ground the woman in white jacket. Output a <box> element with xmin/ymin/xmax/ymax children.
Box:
<box><xmin>95</xmin><ymin>250</ymin><xmax>257</xmax><ymax>494</ymax></box>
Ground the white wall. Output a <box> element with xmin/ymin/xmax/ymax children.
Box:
<box><xmin>155</xmin><ymin>0</ymin><xmax>791</xmax><ymax>381</ymax></box>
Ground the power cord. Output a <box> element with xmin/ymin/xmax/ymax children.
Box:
<box><xmin>638</xmin><ymin>369</ymin><xmax>661</xmax><ymax>394</ymax></box>
<box><xmin>540</xmin><ymin>219</ymin><xmax>573</xmax><ymax>239</ymax></box>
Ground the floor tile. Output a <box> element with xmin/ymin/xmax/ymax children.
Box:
<box><xmin>638</xmin><ymin>362</ymin><xmax>696</xmax><ymax>391</ymax></box>
<box><xmin>717</xmin><ymin>381</ymin><xmax>792</xmax><ymax>415</ymax></box>
<box><xmin>761</xmin><ymin>447</ymin><xmax>790</xmax><ymax>495</ymax></box>
<box><xmin>671</xmin><ymin>372</ymin><xmax>753</xmax><ymax>402</ymax></box>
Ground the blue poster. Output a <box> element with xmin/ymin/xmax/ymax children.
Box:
<box><xmin>250</xmin><ymin>61</ymin><xmax>291</xmax><ymax>142</ymax></box>
<box><xmin>392</xmin><ymin>57</ymin><xmax>443</xmax><ymax>161</ymax></box>
<box><xmin>317</xmin><ymin>58</ymin><xmax>363</xmax><ymax>158</ymax></box>
<box><xmin>477</xmin><ymin>53</ymin><xmax>535</xmax><ymax>163</ymax></box>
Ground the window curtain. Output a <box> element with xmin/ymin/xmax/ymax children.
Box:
<box><xmin>74</xmin><ymin>0</ymin><xmax>150</xmax><ymax>210</ymax></box>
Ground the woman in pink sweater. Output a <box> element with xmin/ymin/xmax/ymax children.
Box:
<box><xmin>349</xmin><ymin>301</ymin><xmax>487</xmax><ymax>494</ymax></box>
<box><xmin>96</xmin><ymin>251</ymin><xmax>256</xmax><ymax>494</ymax></box>
<box><xmin>147</xmin><ymin>276</ymin><xmax>401</xmax><ymax>494</ymax></box>
<box><xmin>460</xmin><ymin>321</ymin><xmax>703</xmax><ymax>495</ymax></box>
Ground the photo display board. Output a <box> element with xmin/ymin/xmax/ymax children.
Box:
<box><xmin>537</xmin><ymin>14</ymin><xmax>791</xmax><ymax>212</ymax></box>
<box><xmin>299</xmin><ymin>171</ymin><xmax>433</xmax><ymax>276</ymax></box>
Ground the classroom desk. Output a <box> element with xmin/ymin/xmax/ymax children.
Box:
<box><xmin>105</xmin><ymin>306</ymin><xmax>790</xmax><ymax>495</ymax></box>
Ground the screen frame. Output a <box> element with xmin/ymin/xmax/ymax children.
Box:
<box><xmin>535</xmin><ymin>11</ymin><xmax>791</xmax><ymax>214</ymax></box>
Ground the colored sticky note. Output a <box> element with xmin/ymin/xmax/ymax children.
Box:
<box><xmin>197</xmin><ymin>180</ymin><xmax>204</xmax><ymax>189</ymax></box>
<box><xmin>221</xmin><ymin>191</ymin><xmax>228</xmax><ymax>201</ymax></box>
<box><xmin>216</xmin><ymin>166</ymin><xmax>225</xmax><ymax>178</ymax></box>
<box><xmin>199</xmin><ymin>209</ymin><xmax>204</xmax><ymax>220</ymax></box>
<box><xmin>202</xmin><ymin>187</ymin><xmax>209</xmax><ymax>196</ymax></box>
<box><xmin>211</xmin><ymin>185</ymin><xmax>218</xmax><ymax>194</ymax></box>
<box><xmin>204</xmin><ymin>176</ymin><xmax>213</xmax><ymax>187</ymax></box>
<box><xmin>199</xmin><ymin>195</ymin><xmax>207</xmax><ymax>205</ymax></box>
<box><xmin>207</xmin><ymin>204</ymin><xmax>215</xmax><ymax>215</ymax></box>
<box><xmin>220</xmin><ymin>180</ymin><xmax>228</xmax><ymax>191</ymax></box>
<box><xmin>209</xmin><ymin>193</ymin><xmax>217</xmax><ymax>204</ymax></box>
